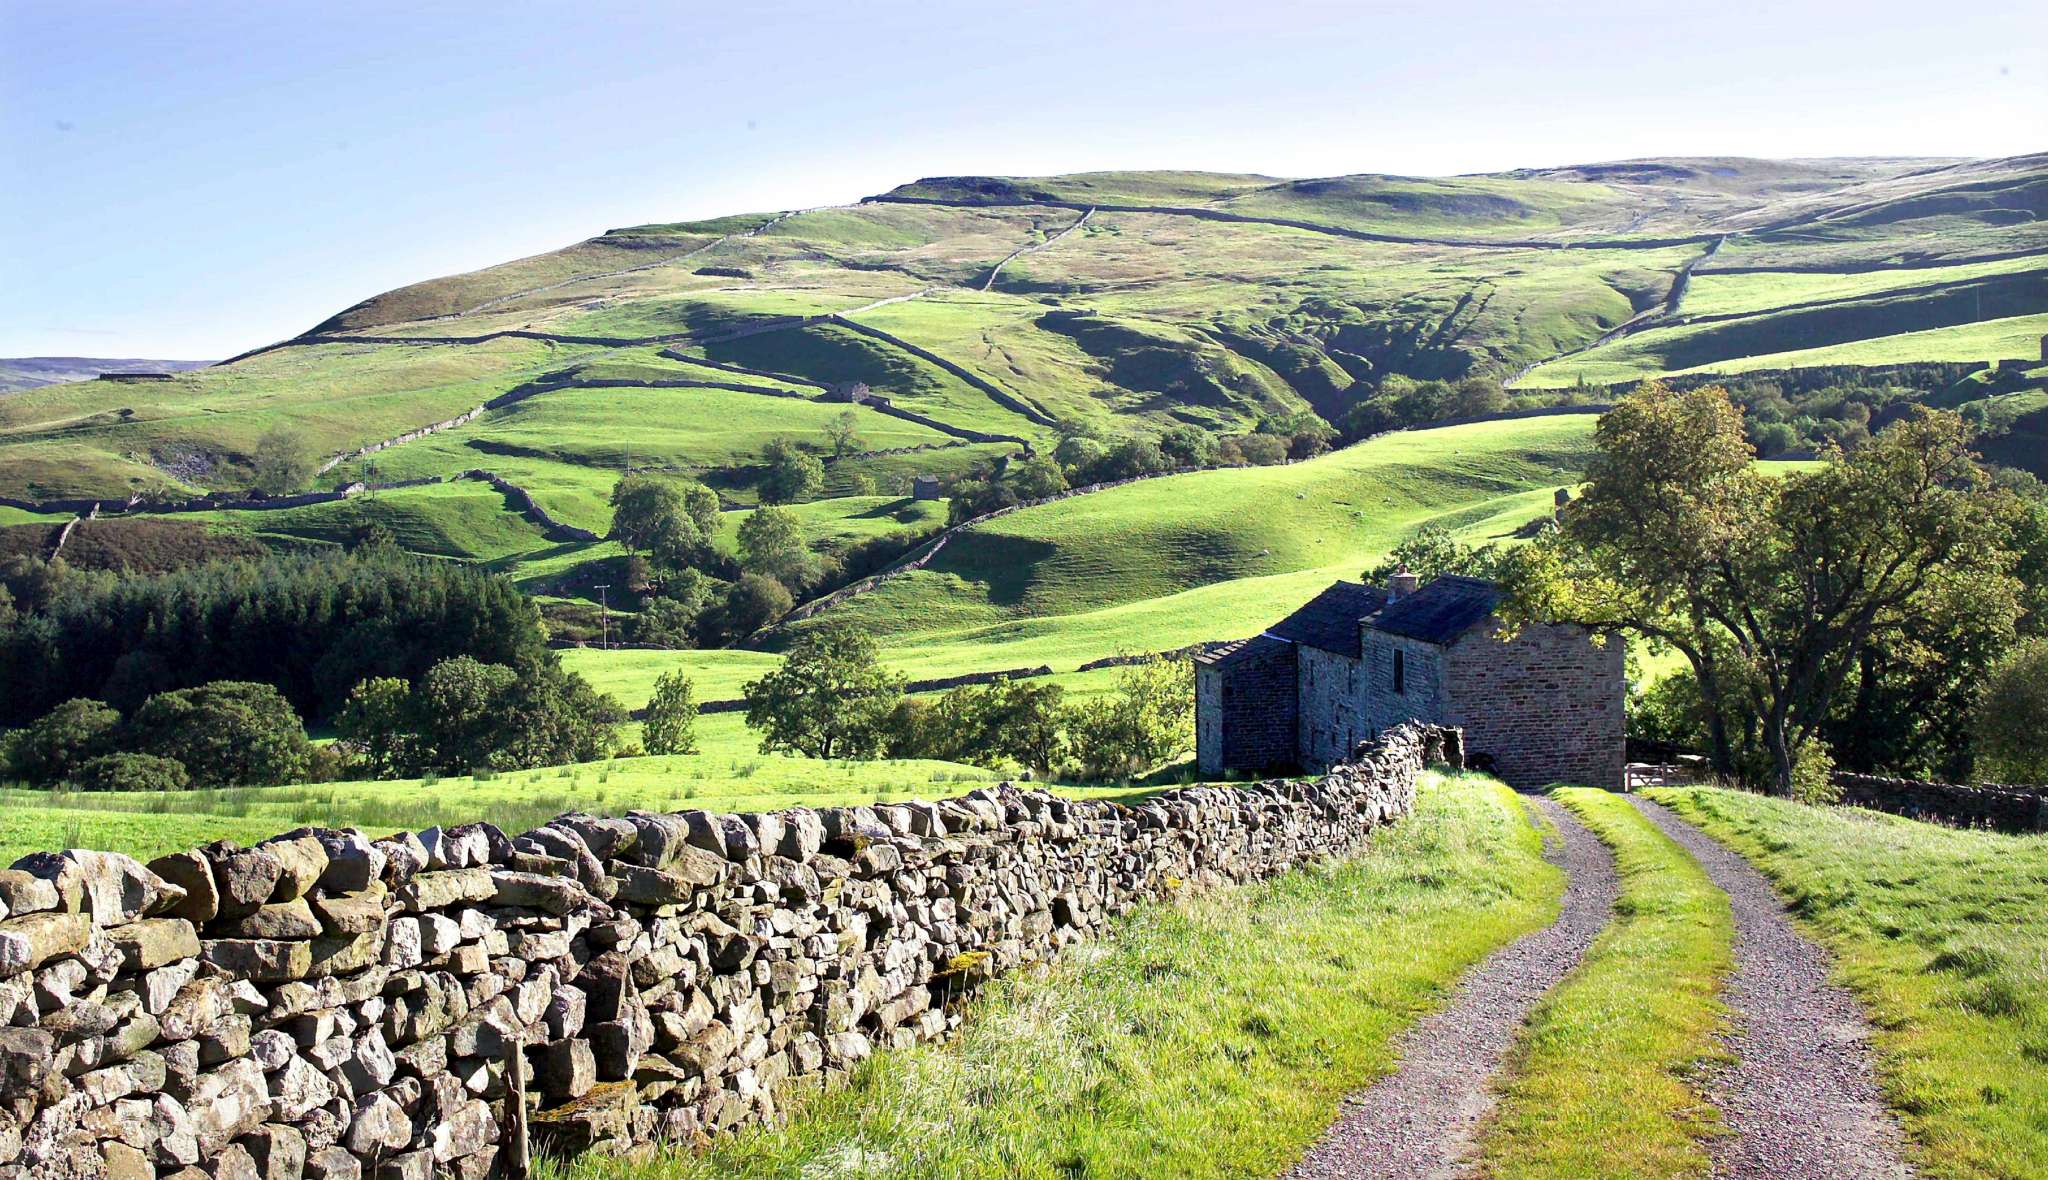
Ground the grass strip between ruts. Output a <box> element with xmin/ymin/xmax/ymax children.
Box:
<box><xmin>1475</xmin><ymin>787</ymin><xmax>1732</xmax><ymax>1180</ymax></box>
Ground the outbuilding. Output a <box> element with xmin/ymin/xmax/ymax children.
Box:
<box><xmin>1194</xmin><ymin>571</ymin><xmax>1624</xmax><ymax>789</ymax></box>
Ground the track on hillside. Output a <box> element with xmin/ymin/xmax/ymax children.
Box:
<box><xmin>1286</xmin><ymin>795</ymin><xmax>1619</xmax><ymax>1180</ymax></box>
<box><xmin>1626</xmin><ymin>797</ymin><xmax>1916</xmax><ymax>1180</ymax></box>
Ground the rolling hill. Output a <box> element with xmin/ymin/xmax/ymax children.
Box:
<box><xmin>2</xmin><ymin>153</ymin><xmax>2043</xmax><ymax>718</ymax></box>
<box><xmin>0</xmin><ymin>356</ymin><xmax>211</xmax><ymax>394</ymax></box>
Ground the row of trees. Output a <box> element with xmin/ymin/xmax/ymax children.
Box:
<box><xmin>1339</xmin><ymin>375</ymin><xmax>1512</xmax><ymax>438</ymax></box>
<box><xmin>1</xmin><ymin>541</ymin><xmax>630</xmax><ymax>787</ymax></box>
<box><xmin>1713</xmin><ymin>373</ymin><xmax>1995</xmax><ymax>458</ymax></box>
<box><xmin>682</xmin><ymin>627</ymin><xmax>1195</xmax><ymax>780</ymax></box>
<box><xmin>944</xmin><ymin>415</ymin><xmax>1335</xmax><ymax>528</ymax></box>
<box><xmin>0</xmin><ymin>546</ymin><xmax>553</xmax><ymax>726</ymax></box>
<box><xmin>4</xmin><ymin>681</ymin><xmax>319</xmax><ymax>791</ymax></box>
<box><xmin>335</xmin><ymin>656</ymin><xmax>622</xmax><ymax>777</ymax></box>
<box><xmin>1498</xmin><ymin>381</ymin><xmax>2048</xmax><ymax>794</ymax></box>
<box><xmin>6</xmin><ymin>654</ymin><xmax>627</xmax><ymax>790</ymax></box>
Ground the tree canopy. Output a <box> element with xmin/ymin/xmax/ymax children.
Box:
<box><xmin>608</xmin><ymin>474</ymin><xmax>721</xmax><ymax>573</ymax></box>
<box><xmin>0</xmin><ymin>548</ymin><xmax>551</xmax><ymax>726</ymax></box>
<box><xmin>642</xmin><ymin>671</ymin><xmax>699</xmax><ymax>756</ymax></box>
<box><xmin>334</xmin><ymin>656</ymin><xmax>621</xmax><ymax>777</ymax></box>
<box><xmin>759</xmin><ymin>438</ymin><xmax>825</xmax><ymax>505</ymax></box>
<box><xmin>1974</xmin><ymin>639</ymin><xmax>2048</xmax><ymax>784</ymax></box>
<box><xmin>127</xmin><ymin>680</ymin><xmax>312</xmax><ymax>788</ymax></box>
<box><xmin>737</xmin><ymin>506</ymin><xmax>817</xmax><ymax>590</ymax></box>
<box><xmin>743</xmin><ymin>626</ymin><xmax>904</xmax><ymax>759</ymax></box>
<box><xmin>1503</xmin><ymin>381</ymin><xmax>2024</xmax><ymax>794</ymax></box>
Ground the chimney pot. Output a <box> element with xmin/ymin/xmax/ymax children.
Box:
<box><xmin>1388</xmin><ymin>565</ymin><xmax>1420</xmax><ymax>604</ymax></box>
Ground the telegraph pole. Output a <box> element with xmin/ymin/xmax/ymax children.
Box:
<box><xmin>593</xmin><ymin>584</ymin><xmax>611</xmax><ymax>649</ymax></box>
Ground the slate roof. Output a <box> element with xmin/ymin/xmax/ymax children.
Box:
<box><xmin>1267</xmin><ymin>580</ymin><xmax>1381</xmax><ymax>658</ymax></box>
<box><xmin>1365</xmin><ymin>574</ymin><xmax>1503</xmax><ymax>645</ymax></box>
<box><xmin>1193</xmin><ymin>633</ymin><xmax>1293</xmax><ymax>668</ymax></box>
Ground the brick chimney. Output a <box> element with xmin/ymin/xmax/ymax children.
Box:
<box><xmin>1387</xmin><ymin>565</ymin><xmax>1419</xmax><ymax>604</ymax></box>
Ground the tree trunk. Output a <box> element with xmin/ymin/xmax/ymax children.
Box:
<box><xmin>1705</xmin><ymin>706</ymin><xmax>1736</xmax><ymax>780</ymax></box>
<box><xmin>1763</xmin><ymin>713</ymin><xmax>1795</xmax><ymax>796</ymax></box>
<box><xmin>1685</xmin><ymin>650</ymin><xmax>1738</xmax><ymax>777</ymax></box>
<box><xmin>1843</xmin><ymin>646</ymin><xmax>1880</xmax><ymax>772</ymax></box>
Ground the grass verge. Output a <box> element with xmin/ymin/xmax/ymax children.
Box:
<box><xmin>544</xmin><ymin>772</ymin><xmax>1559</xmax><ymax>1180</ymax></box>
<box><xmin>1645</xmin><ymin>786</ymin><xmax>2048</xmax><ymax>1180</ymax></box>
<box><xmin>1476</xmin><ymin>787</ymin><xmax>1731</xmax><ymax>1180</ymax></box>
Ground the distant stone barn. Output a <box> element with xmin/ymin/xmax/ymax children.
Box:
<box><xmin>1195</xmin><ymin>572</ymin><xmax>1624</xmax><ymax>789</ymax></box>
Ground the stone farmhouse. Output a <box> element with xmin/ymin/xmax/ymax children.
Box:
<box><xmin>1195</xmin><ymin>571</ymin><xmax>1624</xmax><ymax>789</ymax></box>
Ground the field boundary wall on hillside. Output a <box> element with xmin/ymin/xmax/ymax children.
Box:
<box><xmin>1832</xmin><ymin>771</ymin><xmax>2048</xmax><ymax>832</ymax></box>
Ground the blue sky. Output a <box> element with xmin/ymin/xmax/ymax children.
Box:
<box><xmin>2</xmin><ymin>0</ymin><xmax>2041</xmax><ymax>359</ymax></box>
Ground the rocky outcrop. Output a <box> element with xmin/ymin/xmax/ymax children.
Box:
<box><xmin>0</xmin><ymin>724</ymin><xmax>1454</xmax><ymax>1178</ymax></box>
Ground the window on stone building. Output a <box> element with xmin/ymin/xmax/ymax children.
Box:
<box><xmin>1393</xmin><ymin>649</ymin><xmax>1405</xmax><ymax>694</ymax></box>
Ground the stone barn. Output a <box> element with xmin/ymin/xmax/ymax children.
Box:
<box><xmin>1195</xmin><ymin>571</ymin><xmax>1624</xmax><ymax>789</ymax></box>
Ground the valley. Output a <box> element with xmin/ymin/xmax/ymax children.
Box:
<box><xmin>3</xmin><ymin>148</ymin><xmax>2047</xmax><ymax>1180</ymax></box>
<box><xmin>3</xmin><ymin>157</ymin><xmax>2040</xmax><ymax>687</ymax></box>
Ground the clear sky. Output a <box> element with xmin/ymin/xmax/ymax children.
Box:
<box><xmin>2</xmin><ymin>0</ymin><xmax>2041</xmax><ymax>360</ymax></box>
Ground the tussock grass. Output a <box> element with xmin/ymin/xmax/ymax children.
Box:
<box><xmin>1646</xmin><ymin>787</ymin><xmax>2048</xmax><ymax>1180</ymax></box>
<box><xmin>545</xmin><ymin>773</ymin><xmax>1560</xmax><ymax>1180</ymax></box>
<box><xmin>1476</xmin><ymin>788</ymin><xmax>1731</xmax><ymax>1180</ymax></box>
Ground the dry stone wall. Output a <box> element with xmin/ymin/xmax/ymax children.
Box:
<box><xmin>0</xmin><ymin>725</ymin><xmax>1456</xmax><ymax>1180</ymax></box>
<box><xmin>1833</xmin><ymin>772</ymin><xmax>2048</xmax><ymax>833</ymax></box>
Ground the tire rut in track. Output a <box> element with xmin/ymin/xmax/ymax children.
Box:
<box><xmin>1286</xmin><ymin>794</ymin><xmax>1620</xmax><ymax>1180</ymax></box>
<box><xmin>1625</xmin><ymin>796</ymin><xmax>1915</xmax><ymax>1180</ymax></box>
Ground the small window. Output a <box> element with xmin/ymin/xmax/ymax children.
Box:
<box><xmin>1393</xmin><ymin>649</ymin><xmax>1405</xmax><ymax>695</ymax></box>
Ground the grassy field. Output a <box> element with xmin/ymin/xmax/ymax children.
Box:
<box><xmin>1477</xmin><ymin>789</ymin><xmax>1731</xmax><ymax>1180</ymax></box>
<box><xmin>195</xmin><ymin>479</ymin><xmax>560</xmax><ymax>562</ymax></box>
<box><xmin>6</xmin><ymin>159</ymin><xmax>2038</xmax><ymax>505</ymax></box>
<box><xmin>534</xmin><ymin>414</ymin><xmax>1593</xmax><ymax>715</ymax></box>
<box><xmin>884</xmin><ymin>159</ymin><xmax>1962</xmax><ymax>243</ymax></box>
<box><xmin>793</xmin><ymin>415</ymin><xmax>1594</xmax><ymax>663</ymax></box>
<box><xmin>545</xmin><ymin>772</ymin><xmax>1563</xmax><ymax>1180</ymax></box>
<box><xmin>1681</xmin><ymin>254</ymin><xmax>2048</xmax><ymax>320</ymax></box>
<box><xmin>0</xmin><ymin>743</ymin><xmax>1024</xmax><ymax>865</ymax></box>
<box><xmin>0</xmin><ymin>337</ymin><xmax>589</xmax><ymax>498</ymax></box>
<box><xmin>1646</xmin><ymin>787</ymin><xmax>2048</xmax><ymax>1180</ymax></box>
<box><xmin>1519</xmin><ymin>311</ymin><xmax>2048</xmax><ymax>388</ymax></box>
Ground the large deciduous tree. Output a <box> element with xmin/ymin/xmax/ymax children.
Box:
<box><xmin>127</xmin><ymin>680</ymin><xmax>313</xmax><ymax>787</ymax></box>
<box><xmin>1502</xmin><ymin>381</ymin><xmax>2022</xmax><ymax>795</ymax></box>
<box><xmin>607</xmin><ymin>474</ymin><xmax>721</xmax><ymax>574</ymax></box>
<box><xmin>736</xmin><ymin>506</ymin><xmax>817</xmax><ymax>591</ymax></box>
<box><xmin>3</xmin><ymin>698</ymin><xmax>121</xmax><ymax>785</ymax></box>
<box><xmin>759</xmin><ymin>438</ymin><xmax>825</xmax><ymax>505</ymax></box>
<box><xmin>642</xmin><ymin>671</ymin><xmax>699</xmax><ymax>756</ymax></box>
<box><xmin>251</xmin><ymin>427</ymin><xmax>315</xmax><ymax>495</ymax></box>
<box><xmin>743</xmin><ymin>626</ymin><xmax>903</xmax><ymax>759</ymax></box>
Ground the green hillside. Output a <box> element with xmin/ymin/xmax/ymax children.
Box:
<box><xmin>555</xmin><ymin>415</ymin><xmax>1599</xmax><ymax>715</ymax></box>
<box><xmin>3</xmin><ymin>153</ymin><xmax>2044</xmax><ymax>754</ymax></box>
<box><xmin>5</xmin><ymin>153</ymin><xmax>2040</xmax><ymax>506</ymax></box>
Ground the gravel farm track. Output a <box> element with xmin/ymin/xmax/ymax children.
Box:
<box><xmin>1288</xmin><ymin>796</ymin><xmax>1620</xmax><ymax>1180</ymax></box>
<box><xmin>1629</xmin><ymin>796</ymin><xmax>1916</xmax><ymax>1180</ymax></box>
<box><xmin>1288</xmin><ymin>791</ymin><xmax>1918</xmax><ymax>1180</ymax></box>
